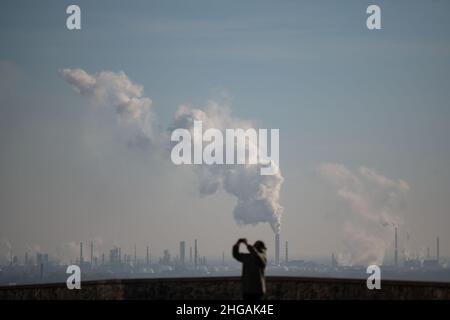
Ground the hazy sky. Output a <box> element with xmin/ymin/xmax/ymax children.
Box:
<box><xmin>1</xmin><ymin>0</ymin><xmax>450</xmax><ymax>265</ymax></box>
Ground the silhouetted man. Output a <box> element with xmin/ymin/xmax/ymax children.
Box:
<box><xmin>232</xmin><ymin>238</ymin><xmax>267</xmax><ymax>300</ymax></box>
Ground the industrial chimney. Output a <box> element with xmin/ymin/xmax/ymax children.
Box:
<box><xmin>394</xmin><ymin>227</ymin><xmax>398</xmax><ymax>267</ymax></box>
<box><xmin>79</xmin><ymin>242</ymin><xmax>83</xmax><ymax>264</ymax></box>
<box><xmin>179</xmin><ymin>241</ymin><xmax>185</xmax><ymax>265</ymax></box>
<box><xmin>285</xmin><ymin>240</ymin><xmax>288</xmax><ymax>265</ymax></box>
<box><xmin>275</xmin><ymin>233</ymin><xmax>280</xmax><ymax>265</ymax></box>
<box><xmin>437</xmin><ymin>236</ymin><xmax>440</xmax><ymax>263</ymax></box>
<box><xmin>194</xmin><ymin>239</ymin><xmax>198</xmax><ymax>269</ymax></box>
<box><xmin>90</xmin><ymin>241</ymin><xmax>94</xmax><ymax>266</ymax></box>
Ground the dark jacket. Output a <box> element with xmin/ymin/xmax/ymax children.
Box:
<box><xmin>232</xmin><ymin>243</ymin><xmax>267</xmax><ymax>294</ymax></box>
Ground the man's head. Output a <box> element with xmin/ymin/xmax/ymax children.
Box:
<box><xmin>254</xmin><ymin>240</ymin><xmax>266</xmax><ymax>252</ymax></box>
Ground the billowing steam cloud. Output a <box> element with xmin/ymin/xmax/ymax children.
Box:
<box><xmin>0</xmin><ymin>238</ymin><xmax>12</xmax><ymax>264</ymax></box>
<box><xmin>318</xmin><ymin>163</ymin><xmax>409</xmax><ymax>266</ymax></box>
<box><xmin>59</xmin><ymin>68</ymin><xmax>155</xmax><ymax>138</ymax></box>
<box><xmin>61</xmin><ymin>69</ymin><xmax>284</xmax><ymax>233</ymax></box>
<box><xmin>171</xmin><ymin>102</ymin><xmax>284</xmax><ymax>233</ymax></box>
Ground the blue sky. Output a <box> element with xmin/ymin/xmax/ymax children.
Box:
<box><xmin>1</xmin><ymin>0</ymin><xmax>450</xmax><ymax>263</ymax></box>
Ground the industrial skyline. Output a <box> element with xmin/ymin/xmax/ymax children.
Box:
<box><xmin>1</xmin><ymin>229</ymin><xmax>448</xmax><ymax>287</ymax></box>
<box><xmin>1</xmin><ymin>228</ymin><xmax>444</xmax><ymax>269</ymax></box>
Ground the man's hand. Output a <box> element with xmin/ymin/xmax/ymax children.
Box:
<box><xmin>238</xmin><ymin>238</ymin><xmax>248</xmax><ymax>245</ymax></box>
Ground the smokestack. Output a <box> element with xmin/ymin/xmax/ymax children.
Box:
<box><xmin>194</xmin><ymin>239</ymin><xmax>198</xmax><ymax>269</ymax></box>
<box><xmin>275</xmin><ymin>233</ymin><xmax>280</xmax><ymax>265</ymax></box>
<box><xmin>285</xmin><ymin>240</ymin><xmax>288</xmax><ymax>264</ymax></box>
<box><xmin>394</xmin><ymin>227</ymin><xmax>398</xmax><ymax>267</ymax></box>
<box><xmin>222</xmin><ymin>251</ymin><xmax>225</xmax><ymax>265</ymax></box>
<box><xmin>180</xmin><ymin>241</ymin><xmax>185</xmax><ymax>265</ymax></box>
<box><xmin>146</xmin><ymin>246</ymin><xmax>149</xmax><ymax>267</ymax></box>
<box><xmin>134</xmin><ymin>244</ymin><xmax>137</xmax><ymax>265</ymax></box>
<box><xmin>190</xmin><ymin>246</ymin><xmax>192</xmax><ymax>265</ymax></box>
<box><xmin>437</xmin><ymin>237</ymin><xmax>440</xmax><ymax>263</ymax></box>
<box><xmin>90</xmin><ymin>241</ymin><xmax>93</xmax><ymax>266</ymax></box>
<box><xmin>80</xmin><ymin>242</ymin><xmax>83</xmax><ymax>264</ymax></box>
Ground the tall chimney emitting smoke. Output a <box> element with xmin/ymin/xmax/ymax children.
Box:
<box><xmin>275</xmin><ymin>233</ymin><xmax>280</xmax><ymax>265</ymax></box>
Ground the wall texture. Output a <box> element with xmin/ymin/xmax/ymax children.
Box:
<box><xmin>0</xmin><ymin>276</ymin><xmax>449</xmax><ymax>300</ymax></box>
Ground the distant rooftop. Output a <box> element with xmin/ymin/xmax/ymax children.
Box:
<box><xmin>1</xmin><ymin>276</ymin><xmax>449</xmax><ymax>300</ymax></box>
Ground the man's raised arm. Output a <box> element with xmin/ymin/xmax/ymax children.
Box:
<box><xmin>232</xmin><ymin>239</ymin><xmax>245</xmax><ymax>262</ymax></box>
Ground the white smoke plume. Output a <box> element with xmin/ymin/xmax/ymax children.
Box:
<box><xmin>55</xmin><ymin>237</ymin><xmax>104</xmax><ymax>265</ymax></box>
<box><xmin>318</xmin><ymin>163</ymin><xmax>409</xmax><ymax>266</ymax></box>
<box><xmin>170</xmin><ymin>101</ymin><xmax>284</xmax><ymax>233</ymax></box>
<box><xmin>61</xmin><ymin>69</ymin><xmax>284</xmax><ymax>233</ymax></box>
<box><xmin>59</xmin><ymin>68</ymin><xmax>155</xmax><ymax>139</ymax></box>
<box><xmin>0</xmin><ymin>238</ymin><xmax>12</xmax><ymax>264</ymax></box>
<box><xmin>25</xmin><ymin>243</ymin><xmax>41</xmax><ymax>255</ymax></box>
<box><xmin>55</xmin><ymin>241</ymin><xmax>79</xmax><ymax>264</ymax></box>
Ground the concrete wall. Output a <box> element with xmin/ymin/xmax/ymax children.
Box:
<box><xmin>0</xmin><ymin>276</ymin><xmax>449</xmax><ymax>300</ymax></box>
